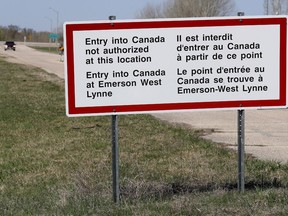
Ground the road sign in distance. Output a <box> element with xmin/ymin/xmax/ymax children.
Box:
<box><xmin>49</xmin><ymin>33</ymin><xmax>59</xmax><ymax>39</ymax></box>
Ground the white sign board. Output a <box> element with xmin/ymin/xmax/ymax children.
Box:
<box><xmin>64</xmin><ymin>16</ymin><xmax>287</xmax><ymax>116</ymax></box>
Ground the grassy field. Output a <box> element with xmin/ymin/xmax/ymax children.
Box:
<box><xmin>1</xmin><ymin>56</ymin><xmax>288</xmax><ymax>215</ymax></box>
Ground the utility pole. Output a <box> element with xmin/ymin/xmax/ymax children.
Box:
<box><xmin>49</xmin><ymin>7</ymin><xmax>59</xmax><ymax>43</ymax></box>
<box><xmin>45</xmin><ymin>17</ymin><xmax>53</xmax><ymax>33</ymax></box>
<box><xmin>45</xmin><ymin>17</ymin><xmax>53</xmax><ymax>51</ymax></box>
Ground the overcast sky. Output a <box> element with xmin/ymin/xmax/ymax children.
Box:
<box><xmin>0</xmin><ymin>0</ymin><xmax>264</xmax><ymax>32</ymax></box>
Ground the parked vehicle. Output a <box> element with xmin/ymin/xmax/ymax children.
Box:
<box><xmin>4</xmin><ymin>41</ymin><xmax>16</xmax><ymax>51</ymax></box>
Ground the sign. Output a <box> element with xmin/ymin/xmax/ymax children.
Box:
<box><xmin>64</xmin><ymin>16</ymin><xmax>287</xmax><ymax>116</ymax></box>
<box><xmin>49</xmin><ymin>33</ymin><xmax>59</xmax><ymax>39</ymax></box>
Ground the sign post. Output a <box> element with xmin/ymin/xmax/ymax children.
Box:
<box><xmin>237</xmin><ymin>12</ymin><xmax>245</xmax><ymax>193</ymax></box>
<box><xmin>109</xmin><ymin>15</ymin><xmax>120</xmax><ymax>204</ymax></box>
<box><xmin>238</xmin><ymin>109</ymin><xmax>245</xmax><ymax>192</ymax></box>
<box><xmin>112</xmin><ymin>114</ymin><xmax>120</xmax><ymax>203</ymax></box>
<box><xmin>64</xmin><ymin>16</ymin><xmax>287</xmax><ymax>201</ymax></box>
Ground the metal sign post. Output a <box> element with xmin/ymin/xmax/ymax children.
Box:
<box><xmin>110</xmin><ymin>16</ymin><xmax>120</xmax><ymax>204</ymax></box>
<box><xmin>237</xmin><ymin>12</ymin><xmax>245</xmax><ymax>193</ymax></box>
<box><xmin>112</xmin><ymin>114</ymin><xmax>120</xmax><ymax>203</ymax></box>
<box><xmin>237</xmin><ymin>109</ymin><xmax>245</xmax><ymax>192</ymax></box>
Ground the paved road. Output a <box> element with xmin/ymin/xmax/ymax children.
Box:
<box><xmin>0</xmin><ymin>44</ymin><xmax>64</xmax><ymax>78</ymax></box>
<box><xmin>1</xmin><ymin>44</ymin><xmax>288</xmax><ymax>163</ymax></box>
<box><xmin>154</xmin><ymin>109</ymin><xmax>288</xmax><ymax>163</ymax></box>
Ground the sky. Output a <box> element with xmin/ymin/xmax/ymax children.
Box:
<box><xmin>0</xmin><ymin>0</ymin><xmax>264</xmax><ymax>32</ymax></box>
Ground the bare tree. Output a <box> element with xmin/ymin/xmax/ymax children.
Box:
<box><xmin>136</xmin><ymin>3</ymin><xmax>164</xmax><ymax>19</ymax></box>
<box><xmin>264</xmin><ymin>0</ymin><xmax>288</xmax><ymax>15</ymax></box>
<box><xmin>264</xmin><ymin>0</ymin><xmax>269</xmax><ymax>15</ymax></box>
<box><xmin>273</xmin><ymin>0</ymin><xmax>281</xmax><ymax>14</ymax></box>
<box><xmin>137</xmin><ymin>0</ymin><xmax>234</xmax><ymax>19</ymax></box>
<box><xmin>164</xmin><ymin>0</ymin><xmax>234</xmax><ymax>18</ymax></box>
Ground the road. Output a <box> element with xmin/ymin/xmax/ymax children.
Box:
<box><xmin>1</xmin><ymin>44</ymin><xmax>288</xmax><ymax>163</ymax></box>
<box><xmin>0</xmin><ymin>43</ymin><xmax>64</xmax><ymax>79</ymax></box>
<box><xmin>154</xmin><ymin>109</ymin><xmax>288</xmax><ymax>163</ymax></box>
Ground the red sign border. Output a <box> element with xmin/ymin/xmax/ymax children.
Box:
<box><xmin>64</xmin><ymin>17</ymin><xmax>287</xmax><ymax>116</ymax></box>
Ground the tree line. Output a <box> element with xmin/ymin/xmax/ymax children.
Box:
<box><xmin>136</xmin><ymin>0</ymin><xmax>234</xmax><ymax>18</ymax></box>
<box><xmin>137</xmin><ymin>0</ymin><xmax>288</xmax><ymax>19</ymax></box>
<box><xmin>1</xmin><ymin>0</ymin><xmax>287</xmax><ymax>42</ymax></box>
<box><xmin>0</xmin><ymin>25</ymin><xmax>53</xmax><ymax>42</ymax></box>
<box><xmin>264</xmin><ymin>0</ymin><xmax>288</xmax><ymax>15</ymax></box>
